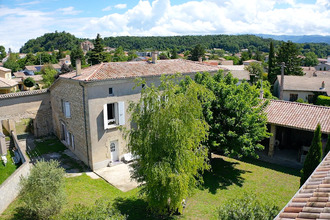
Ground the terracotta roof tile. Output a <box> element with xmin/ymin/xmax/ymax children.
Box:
<box><xmin>60</xmin><ymin>60</ymin><xmax>220</xmax><ymax>81</ymax></box>
<box><xmin>276</xmin><ymin>152</ymin><xmax>330</xmax><ymax>219</ymax></box>
<box><xmin>0</xmin><ymin>77</ymin><xmax>18</xmax><ymax>88</ymax></box>
<box><xmin>265</xmin><ymin>100</ymin><xmax>330</xmax><ymax>134</ymax></box>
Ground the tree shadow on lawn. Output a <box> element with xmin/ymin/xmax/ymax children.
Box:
<box><xmin>10</xmin><ymin>207</ymin><xmax>36</xmax><ymax>220</ymax></box>
<box><xmin>201</xmin><ymin>157</ymin><xmax>250</xmax><ymax>194</ymax></box>
<box><xmin>113</xmin><ymin>197</ymin><xmax>176</xmax><ymax>220</ymax></box>
<box><xmin>241</xmin><ymin>157</ymin><xmax>300</xmax><ymax>177</ymax></box>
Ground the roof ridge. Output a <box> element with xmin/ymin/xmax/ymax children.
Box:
<box><xmin>85</xmin><ymin>63</ymin><xmax>105</xmax><ymax>81</ymax></box>
<box><xmin>270</xmin><ymin>99</ymin><xmax>330</xmax><ymax>110</ymax></box>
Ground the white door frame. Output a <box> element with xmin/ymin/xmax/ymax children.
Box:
<box><xmin>110</xmin><ymin>140</ymin><xmax>119</xmax><ymax>162</ymax></box>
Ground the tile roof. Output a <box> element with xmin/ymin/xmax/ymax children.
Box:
<box><xmin>0</xmin><ymin>89</ymin><xmax>48</xmax><ymax>100</ymax></box>
<box><xmin>275</xmin><ymin>151</ymin><xmax>330</xmax><ymax>220</ymax></box>
<box><xmin>0</xmin><ymin>67</ymin><xmax>11</xmax><ymax>72</ymax></box>
<box><xmin>277</xmin><ymin>75</ymin><xmax>330</xmax><ymax>93</ymax></box>
<box><xmin>60</xmin><ymin>60</ymin><xmax>220</xmax><ymax>81</ymax></box>
<box><xmin>265</xmin><ymin>100</ymin><xmax>330</xmax><ymax>134</ymax></box>
<box><xmin>23</xmin><ymin>75</ymin><xmax>43</xmax><ymax>82</ymax></box>
<box><xmin>0</xmin><ymin>77</ymin><xmax>18</xmax><ymax>88</ymax></box>
<box><xmin>13</xmin><ymin>72</ymin><xmax>27</xmax><ymax>78</ymax></box>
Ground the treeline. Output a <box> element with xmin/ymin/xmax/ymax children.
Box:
<box><xmin>20</xmin><ymin>32</ymin><xmax>329</xmax><ymax>57</ymax></box>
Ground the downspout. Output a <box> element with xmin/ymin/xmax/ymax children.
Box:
<box><xmin>79</xmin><ymin>81</ymin><xmax>90</xmax><ymax>168</ymax></box>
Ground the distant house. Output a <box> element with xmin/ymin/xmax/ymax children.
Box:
<box><xmin>218</xmin><ymin>58</ymin><xmax>233</xmax><ymax>65</ymax></box>
<box><xmin>24</xmin><ymin>64</ymin><xmax>61</xmax><ymax>75</ymax></box>
<box><xmin>219</xmin><ymin>65</ymin><xmax>250</xmax><ymax>83</ymax></box>
<box><xmin>80</xmin><ymin>40</ymin><xmax>94</xmax><ymax>54</ymax></box>
<box><xmin>59</xmin><ymin>55</ymin><xmax>71</xmax><ymax>66</ymax></box>
<box><xmin>242</xmin><ymin>59</ymin><xmax>261</xmax><ymax>66</ymax></box>
<box><xmin>315</xmin><ymin>56</ymin><xmax>330</xmax><ymax>71</ymax></box>
<box><xmin>131</xmin><ymin>57</ymin><xmax>148</xmax><ymax>62</ymax></box>
<box><xmin>0</xmin><ymin>67</ymin><xmax>12</xmax><ymax>79</ymax></box>
<box><xmin>274</xmin><ymin>75</ymin><xmax>329</xmax><ymax>102</ymax></box>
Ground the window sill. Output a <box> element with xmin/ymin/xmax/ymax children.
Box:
<box><xmin>105</xmin><ymin>124</ymin><xmax>119</xmax><ymax>130</ymax></box>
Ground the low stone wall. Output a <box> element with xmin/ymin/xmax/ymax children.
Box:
<box><xmin>0</xmin><ymin>132</ymin><xmax>31</xmax><ymax>214</ymax></box>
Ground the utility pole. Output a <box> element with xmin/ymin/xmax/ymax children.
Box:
<box><xmin>280</xmin><ymin>62</ymin><xmax>285</xmax><ymax>100</ymax></box>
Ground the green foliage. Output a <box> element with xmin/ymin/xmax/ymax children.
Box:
<box><xmin>20</xmin><ymin>31</ymin><xmax>81</xmax><ymax>53</ymax></box>
<box><xmin>3</xmin><ymin>53</ymin><xmax>20</xmax><ymax>72</ymax></box>
<box><xmin>324</xmin><ymin>135</ymin><xmax>330</xmax><ymax>158</ymax></box>
<box><xmin>244</xmin><ymin>62</ymin><xmax>264</xmax><ymax>84</ymax></box>
<box><xmin>70</xmin><ymin>47</ymin><xmax>85</xmax><ymax>67</ymax></box>
<box><xmin>274</xmin><ymin>41</ymin><xmax>303</xmax><ymax>76</ymax></box>
<box><xmin>89</xmin><ymin>34</ymin><xmax>106</xmax><ymax>65</ymax></box>
<box><xmin>218</xmin><ymin>193</ymin><xmax>279</xmax><ymax>220</ymax></box>
<box><xmin>55</xmin><ymin>198</ymin><xmax>126</xmax><ymax>220</ymax></box>
<box><xmin>194</xmin><ymin>71</ymin><xmax>271</xmax><ymax>158</ymax></box>
<box><xmin>300</xmin><ymin>124</ymin><xmax>323</xmax><ymax>186</ymax></box>
<box><xmin>23</xmin><ymin>77</ymin><xmax>35</xmax><ymax>88</ymax></box>
<box><xmin>113</xmin><ymin>46</ymin><xmax>127</xmax><ymax>62</ymax></box>
<box><xmin>239</xmin><ymin>51</ymin><xmax>250</xmax><ymax>64</ymax></box>
<box><xmin>41</xmin><ymin>64</ymin><xmax>57</xmax><ymax>88</ymax></box>
<box><xmin>191</xmin><ymin>44</ymin><xmax>205</xmax><ymax>61</ymax></box>
<box><xmin>304</xmin><ymin>51</ymin><xmax>319</xmax><ymax>67</ymax></box>
<box><xmin>0</xmin><ymin>45</ymin><xmax>6</xmax><ymax>61</ymax></box>
<box><xmin>60</xmin><ymin>63</ymin><xmax>73</xmax><ymax>74</ymax></box>
<box><xmin>19</xmin><ymin>160</ymin><xmax>66</xmax><ymax>219</ymax></box>
<box><xmin>125</xmin><ymin>75</ymin><xmax>210</xmax><ymax>215</ymax></box>
<box><xmin>170</xmin><ymin>47</ymin><xmax>178</xmax><ymax>59</ymax></box>
<box><xmin>316</xmin><ymin>95</ymin><xmax>330</xmax><ymax>106</ymax></box>
<box><xmin>296</xmin><ymin>98</ymin><xmax>307</xmax><ymax>103</ymax></box>
<box><xmin>224</xmin><ymin>55</ymin><xmax>240</xmax><ymax>65</ymax></box>
<box><xmin>268</xmin><ymin>41</ymin><xmax>276</xmax><ymax>83</ymax></box>
<box><xmin>0</xmin><ymin>150</ymin><xmax>19</xmax><ymax>185</ymax></box>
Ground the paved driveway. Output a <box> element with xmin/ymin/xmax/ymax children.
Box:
<box><xmin>94</xmin><ymin>163</ymin><xmax>139</xmax><ymax>192</ymax></box>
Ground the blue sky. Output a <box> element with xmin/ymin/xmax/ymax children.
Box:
<box><xmin>0</xmin><ymin>0</ymin><xmax>329</xmax><ymax>51</ymax></box>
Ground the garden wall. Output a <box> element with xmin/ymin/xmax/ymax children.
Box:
<box><xmin>0</xmin><ymin>132</ymin><xmax>31</xmax><ymax>214</ymax></box>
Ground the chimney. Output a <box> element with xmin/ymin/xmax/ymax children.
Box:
<box><xmin>152</xmin><ymin>52</ymin><xmax>158</xmax><ymax>64</ymax></box>
<box><xmin>76</xmin><ymin>59</ymin><xmax>81</xmax><ymax>76</ymax></box>
<box><xmin>198</xmin><ymin>57</ymin><xmax>202</xmax><ymax>63</ymax></box>
<box><xmin>279</xmin><ymin>62</ymin><xmax>285</xmax><ymax>100</ymax></box>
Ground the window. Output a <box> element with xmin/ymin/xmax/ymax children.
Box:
<box><xmin>62</xmin><ymin>101</ymin><xmax>71</xmax><ymax>118</ymax></box>
<box><xmin>109</xmin><ymin>88</ymin><xmax>113</xmax><ymax>95</ymax></box>
<box><xmin>103</xmin><ymin>102</ymin><xmax>125</xmax><ymax>129</ymax></box>
<box><xmin>289</xmin><ymin>94</ymin><xmax>298</xmax><ymax>101</ymax></box>
<box><xmin>71</xmin><ymin>134</ymin><xmax>75</xmax><ymax>150</ymax></box>
<box><xmin>308</xmin><ymin>95</ymin><xmax>314</xmax><ymax>103</ymax></box>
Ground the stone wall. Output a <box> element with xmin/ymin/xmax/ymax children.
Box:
<box><xmin>0</xmin><ymin>90</ymin><xmax>52</xmax><ymax>137</ymax></box>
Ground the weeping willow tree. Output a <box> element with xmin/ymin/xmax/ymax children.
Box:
<box><xmin>124</xmin><ymin>75</ymin><xmax>210</xmax><ymax>215</ymax></box>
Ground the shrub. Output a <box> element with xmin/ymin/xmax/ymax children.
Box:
<box><xmin>316</xmin><ymin>95</ymin><xmax>330</xmax><ymax>106</ymax></box>
<box><xmin>23</xmin><ymin>77</ymin><xmax>35</xmax><ymax>88</ymax></box>
<box><xmin>300</xmin><ymin>124</ymin><xmax>323</xmax><ymax>186</ymax></box>
<box><xmin>218</xmin><ymin>193</ymin><xmax>279</xmax><ymax>220</ymax></box>
<box><xmin>19</xmin><ymin>160</ymin><xmax>66</xmax><ymax>219</ymax></box>
<box><xmin>55</xmin><ymin>198</ymin><xmax>126</xmax><ymax>220</ymax></box>
<box><xmin>324</xmin><ymin>135</ymin><xmax>330</xmax><ymax>158</ymax></box>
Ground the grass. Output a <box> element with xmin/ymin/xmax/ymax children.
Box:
<box><xmin>0</xmin><ymin>150</ymin><xmax>20</xmax><ymax>185</ymax></box>
<box><xmin>29</xmin><ymin>137</ymin><xmax>66</xmax><ymax>156</ymax></box>
<box><xmin>15</xmin><ymin>119</ymin><xmax>33</xmax><ymax>135</ymax></box>
<box><xmin>0</xmin><ymin>155</ymin><xmax>300</xmax><ymax>220</ymax></box>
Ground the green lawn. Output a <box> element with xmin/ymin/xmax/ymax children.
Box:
<box><xmin>0</xmin><ymin>150</ymin><xmax>20</xmax><ymax>185</ymax></box>
<box><xmin>0</xmin><ymin>155</ymin><xmax>300</xmax><ymax>220</ymax></box>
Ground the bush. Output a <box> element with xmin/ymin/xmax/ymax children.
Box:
<box><xmin>23</xmin><ymin>77</ymin><xmax>35</xmax><ymax>88</ymax></box>
<box><xmin>324</xmin><ymin>135</ymin><xmax>330</xmax><ymax>158</ymax></box>
<box><xmin>300</xmin><ymin>124</ymin><xmax>323</xmax><ymax>186</ymax></box>
<box><xmin>55</xmin><ymin>198</ymin><xmax>126</xmax><ymax>220</ymax></box>
<box><xmin>218</xmin><ymin>193</ymin><xmax>279</xmax><ymax>220</ymax></box>
<box><xmin>316</xmin><ymin>95</ymin><xmax>330</xmax><ymax>106</ymax></box>
<box><xmin>296</xmin><ymin>98</ymin><xmax>306</xmax><ymax>103</ymax></box>
<box><xmin>19</xmin><ymin>160</ymin><xmax>66</xmax><ymax>219</ymax></box>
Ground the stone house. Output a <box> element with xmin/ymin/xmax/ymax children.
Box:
<box><xmin>0</xmin><ymin>67</ymin><xmax>18</xmax><ymax>94</ymax></box>
<box><xmin>49</xmin><ymin>58</ymin><xmax>220</xmax><ymax>170</ymax></box>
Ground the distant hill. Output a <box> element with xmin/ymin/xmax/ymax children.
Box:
<box><xmin>256</xmin><ymin>34</ymin><xmax>330</xmax><ymax>44</ymax></box>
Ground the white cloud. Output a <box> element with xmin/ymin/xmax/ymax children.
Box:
<box><xmin>57</xmin><ymin>6</ymin><xmax>82</xmax><ymax>15</ymax></box>
<box><xmin>17</xmin><ymin>1</ymin><xmax>41</xmax><ymax>6</ymax></box>
<box><xmin>102</xmin><ymin>6</ymin><xmax>112</xmax><ymax>11</ymax></box>
<box><xmin>114</xmin><ymin>4</ymin><xmax>127</xmax><ymax>9</ymax></box>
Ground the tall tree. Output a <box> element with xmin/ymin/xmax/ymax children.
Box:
<box><xmin>191</xmin><ymin>44</ymin><xmax>205</xmax><ymax>61</ymax></box>
<box><xmin>41</xmin><ymin>64</ymin><xmax>57</xmax><ymax>88</ymax></box>
<box><xmin>113</xmin><ymin>46</ymin><xmax>127</xmax><ymax>62</ymax></box>
<box><xmin>244</xmin><ymin>62</ymin><xmax>264</xmax><ymax>84</ymax></box>
<box><xmin>300</xmin><ymin>124</ymin><xmax>323</xmax><ymax>186</ymax></box>
<box><xmin>170</xmin><ymin>47</ymin><xmax>178</xmax><ymax>59</ymax></box>
<box><xmin>268</xmin><ymin>41</ymin><xmax>276</xmax><ymax>84</ymax></box>
<box><xmin>70</xmin><ymin>46</ymin><xmax>85</xmax><ymax>67</ymax></box>
<box><xmin>274</xmin><ymin>41</ymin><xmax>303</xmax><ymax>77</ymax></box>
<box><xmin>0</xmin><ymin>45</ymin><xmax>6</xmax><ymax>61</ymax></box>
<box><xmin>125</xmin><ymin>75</ymin><xmax>209</xmax><ymax>215</ymax></box>
<box><xmin>324</xmin><ymin>135</ymin><xmax>330</xmax><ymax>158</ymax></box>
<box><xmin>3</xmin><ymin>53</ymin><xmax>20</xmax><ymax>73</ymax></box>
<box><xmin>194</xmin><ymin>71</ymin><xmax>270</xmax><ymax>158</ymax></box>
<box><xmin>89</xmin><ymin>33</ymin><xmax>105</xmax><ymax>65</ymax></box>
<box><xmin>304</xmin><ymin>52</ymin><xmax>319</xmax><ymax>67</ymax></box>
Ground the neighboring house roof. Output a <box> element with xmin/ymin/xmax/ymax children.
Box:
<box><xmin>0</xmin><ymin>67</ymin><xmax>11</xmax><ymax>72</ymax></box>
<box><xmin>318</xmin><ymin>58</ymin><xmax>328</xmax><ymax>63</ymax></box>
<box><xmin>13</xmin><ymin>72</ymin><xmax>27</xmax><ymax>78</ymax></box>
<box><xmin>25</xmin><ymin>64</ymin><xmax>61</xmax><ymax>72</ymax></box>
<box><xmin>23</xmin><ymin>75</ymin><xmax>43</xmax><ymax>82</ymax></box>
<box><xmin>218</xmin><ymin>65</ymin><xmax>250</xmax><ymax>81</ymax></box>
<box><xmin>24</xmin><ymin>65</ymin><xmax>38</xmax><ymax>71</ymax></box>
<box><xmin>302</xmin><ymin>66</ymin><xmax>316</xmax><ymax>77</ymax></box>
<box><xmin>219</xmin><ymin>65</ymin><xmax>245</xmax><ymax>71</ymax></box>
<box><xmin>265</xmin><ymin>100</ymin><xmax>330</xmax><ymax>134</ymax></box>
<box><xmin>60</xmin><ymin>60</ymin><xmax>221</xmax><ymax>81</ymax></box>
<box><xmin>243</xmin><ymin>59</ymin><xmax>261</xmax><ymax>64</ymax></box>
<box><xmin>275</xmin><ymin>151</ymin><xmax>330</xmax><ymax>219</ymax></box>
<box><xmin>0</xmin><ymin>77</ymin><xmax>18</xmax><ymax>88</ymax></box>
<box><xmin>277</xmin><ymin>75</ymin><xmax>329</xmax><ymax>93</ymax></box>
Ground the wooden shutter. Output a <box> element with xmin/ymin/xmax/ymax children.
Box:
<box><xmin>103</xmin><ymin>104</ymin><xmax>108</xmax><ymax>129</ymax></box>
<box><xmin>118</xmin><ymin>101</ymin><xmax>125</xmax><ymax>125</ymax></box>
